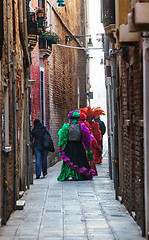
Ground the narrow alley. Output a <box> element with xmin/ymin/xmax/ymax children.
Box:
<box><xmin>0</xmin><ymin>150</ymin><xmax>145</xmax><ymax>240</ymax></box>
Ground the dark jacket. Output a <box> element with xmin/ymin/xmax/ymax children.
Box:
<box><xmin>94</xmin><ymin>117</ymin><xmax>106</xmax><ymax>136</ymax></box>
<box><xmin>31</xmin><ymin>122</ymin><xmax>50</xmax><ymax>148</ymax></box>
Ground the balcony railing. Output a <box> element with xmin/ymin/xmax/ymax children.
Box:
<box><xmin>27</xmin><ymin>12</ymin><xmax>37</xmax><ymax>50</ymax></box>
<box><xmin>39</xmin><ymin>34</ymin><xmax>59</xmax><ymax>49</ymax></box>
<box><xmin>39</xmin><ymin>36</ymin><xmax>47</xmax><ymax>49</ymax></box>
<box><xmin>39</xmin><ymin>36</ymin><xmax>52</xmax><ymax>58</ymax></box>
<box><xmin>101</xmin><ymin>0</ymin><xmax>115</xmax><ymax>27</ymax></box>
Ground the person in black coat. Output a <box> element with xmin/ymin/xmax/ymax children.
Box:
<box><xmin>31</xmin><ymin>119</ymin><xmax>51</xmax><ymax>179</ymax></box>
<box><xmin>94</xmin><ymin>116</ymin><xmax>106</xmax><ymax>152</ymax></box>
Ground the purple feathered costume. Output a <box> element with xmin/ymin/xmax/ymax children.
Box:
<box><xmin>57</xmin><ymin>111</ymin><xmax>95</xmax><ymax>181</ymax></box>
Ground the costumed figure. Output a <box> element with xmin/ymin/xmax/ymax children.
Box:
<box><xmin>94</xmin><ymin>116</ymin><xmax>106</xmax><ymax>154</ymax></box>
<box><xmin>77</xmin><ymin>106</ymin><xmax>105</xmax><ymax>164</ymax></box>
<box><xmin>57</xmin><ymin>110</ymin><xmax>95</xmax><ymax>181</ymax></box>
<box><xmin>79</xmin><ymin>112</ymin><xmax>98</xmax><ymax>176</ymax></box>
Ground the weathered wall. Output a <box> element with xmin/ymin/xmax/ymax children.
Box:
<box><xmin>31</xmin><ymin>0</ymin><xmax>86</xmax><ymax>167</ymax></box>
<box><xmin>118</xmin><ymin>41</ymin><xmax>144</xmax><ymax>229</ymax></box>
<box><xmin>0</xmin><ymin>0</ymin><xmax>30</xmax><ymax>223</ymax></box>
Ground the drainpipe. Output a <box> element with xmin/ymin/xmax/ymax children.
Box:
<box><xmin>29</xmin><ymin>86</ymin><xmax>33</xmax><ymax>185</ymax></box>
<box><xmin>104</xmin><ymin>35</ymin><xmax>113</xmax><ymax>143</ymax></box>
<box><xmin>2</xmin><ymin>144</ymin><xmax>7</xmax><ymax>224</ymax></box>
<box><xmin>106</xmin><ymin>72</ymin><xmax>113</xmax><ymax>176</ymax></box>
<box><xmin>0</xmin><ymin>0</ymin><xmax>4</xmax><ymax>60</ymax></box>
<box><xmin>104</xmin><ymin>34</ymin><xmax>113</xmax><ymax>179</ymax></box>
<box><xmin>27</xmin><ymin>62</ymin><xmax>33</xmax><ymax>186</ymax></box>
<box><xmin>84</xmin><ymin>0</ymin><xmax>90</xmax><ymax>106</ymax></box>
<box><xmin>140</xmin><ymin>137</ymin><xmax>145</xmax><ymax>236</ymax></box>
<box><xmin>111</xmin><ymin>49</ymin><xmax>119</xmax><ymax>199</ymax></box>
<box><xmin>2</xmin><ymin>93</ymin><xmax>7</xmax><ymax>223</ymax></box>
<box><xmin>11</xmin><ymin>51</ymin><xmax>17</xmax><ymax>210</ymax></box>
<box><xmin>104</xmin><ymin>35</ymin><xmax>111</xmax><ymax>60</ymax></box>
<box><xmin>143</xmin><ymin>38</ymin><xmax>149</xmax><ymax>240</ymax></box>
<box><xmin>7</xmin><ymin>0</ymin><xmax>11</xmax><ymax>73</ymax></box>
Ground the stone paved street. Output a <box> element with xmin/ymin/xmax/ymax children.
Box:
<box><xmin>0</xmin><ymin>149</ymin><xmax>145</xmax><ymax>240</ymax></box>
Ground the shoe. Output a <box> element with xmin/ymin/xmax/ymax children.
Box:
<box><xmin>68</xmin><ymin>177</ymin><xmax>73</xmax><ymax>180</ymax></box>
<box><xmin>36</xmin><ymin>175</ymin><xmax>40</xmax><ymax>179</ymax></box>
<box><xmin>68</xmin><ymin>177</ymin><xmax>76</xmax><ymax>181</ymax></box>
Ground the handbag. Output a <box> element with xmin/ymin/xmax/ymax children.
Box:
<box><xmin>42</xmin><ymin>129</ymin><xmax>55</xmax><ymax>152</ymax></box>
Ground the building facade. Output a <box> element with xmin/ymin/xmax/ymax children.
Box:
<box><xmin>101</xmin><ymin>0</ymin><xmax>149</xmax><ymax>238</ymax></box>
<box><xmin>0</xmin><ymin>0</ymin><xmax>89</xmax><ymax>226</ymax></box>
<box><xmin>30</xmin><ymin>0</ymin><xmax>87</xmax><ymax>166</ymax></box>
<box><xmin>0</xmin><ymin>0</ymin><xmax>37</xmax><ymax>225</ymax></box>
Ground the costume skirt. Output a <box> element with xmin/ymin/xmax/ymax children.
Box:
<box><xmin>57</xmin><ymin>141</ymin><xmax>94</xmax><ymax>181</ymax></box>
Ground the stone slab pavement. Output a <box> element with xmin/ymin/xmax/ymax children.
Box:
<box><xmin>0</xmin><ymin>150</ymin><xmax>145</xmax><ymax>240</ymax></box>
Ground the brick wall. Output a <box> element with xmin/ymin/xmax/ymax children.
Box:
<box><xmin>1</xmin><ymin>0</ymin><xmax>31</xmax><ymax>223</ymax></box>
<box><xmin>31</xmin><ymin>0</ymin><xmax>86</xmax><ymax>166</ymax></box>
<box><xmin>119</xmin><ymin>41</ymin><xmax>144</xmax><ymax>230</ymax></box>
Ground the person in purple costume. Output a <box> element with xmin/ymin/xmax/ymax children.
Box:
<box><xmin>57</xmin><ymin>110</ymin><xmax>95</xmax><ymax>181</ymax></box>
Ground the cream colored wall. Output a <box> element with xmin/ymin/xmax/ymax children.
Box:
<box><xmin>115</xmin><ymin>0</ymin><xmax>130</xmax><ymax>29</ymax></box>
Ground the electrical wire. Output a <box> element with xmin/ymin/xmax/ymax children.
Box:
<box><xmin>56</xmin><ymin>43</ymin><xmax>103</xmax><ymax>50</ymax></box>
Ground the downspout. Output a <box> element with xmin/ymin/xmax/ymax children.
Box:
<box><xmin>106</xmin><ymin>71</ymin><xmax>113</xmax><ymax>179</ymax></box>
<box><xmin>11</xmin><ymin>51</ymin><xmax>17</xmax><ymax>210</ymax></box>
<box><xmin>7</xmin><ymin>0</ymin><xmax>11</xmax><ymax>73</ymax></box>
<box><xmin>84</xmin><ymin>0</ymin><xmax>90</xmax><ymax>106</ymax></box>
<box><xmin>28</xmin><ymin>62</ymin><xmax>33</xmax><ymax>186</ymax></box>
<box><xmin>0</xmin><ymin>0</ymin><xmax>4</xmax><ymax>60</ymax></box>
<box><xmin>104</xmin><ymin>34</ymin><xmax>113</xmax><ymax>179</ymax></box>
<box><xmin>104</xmin><ymin>35</ymin><xmax>111</xmax><ymax>60</ymax></box>
<box><xmin>28</xmin><ymin>66</ymin><xmax>33</xmax><ymax>185</ymax></box>
<box><xmin>111</xmin><ymin>49</ymin><xmax>119</xmax><ymax>199</ymax></box>
<box><xmin>2</xmin><ymin>119</ymin><xmax>7</xmax><ymax>224</ymax></box>
<box><xmin>143</xmin><ymin>38</ymin><xmax>149</xmax><ymax>240</ymax></box>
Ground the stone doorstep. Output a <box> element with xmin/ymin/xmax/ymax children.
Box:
<box><xmin>19</xmin><ymin>191</ymin><xmax>24</xmax><ymax>198</ymax></box>
<box><xmin>132</xmin><ymin>211</ymin><xmax>136</xmax><ymax>220</ymax></box>
<box><xmin>118</xmin><ymin>195</ymin><xmax>123</xmax><ymax>203</ymax></box>
<box><xmin>16</xmin><ymin>200</ymin><xmax>25</xmax><ymax>210</ymax></box>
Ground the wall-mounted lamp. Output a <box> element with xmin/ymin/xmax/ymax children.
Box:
<box><xmin>100</xmin><ymin>56</ymin><xmax>104</xmax><ymax>64</ymax></box>
<box><xmin>57</xmin><ymin>0</ymin><xmax>66</xmax><ymax>7</ymax></box>
<box><xmin>65</xmin><ymin>35</ymin><xmax>93</xmax><ymax>47</ymax></box>
<box><xmin>87</xmin><ymin>91</ymin><xmax>93</xmax><ymax>99</ymax></box>
<box><xmin>86</xmin><ymin>54</ymin><xmax>93</xmax><ymax>61</ymax></box>
<box><xmin>87</xmin><ymin>37</ymin><xmax>93</xmax><ymax>47</ymax></box>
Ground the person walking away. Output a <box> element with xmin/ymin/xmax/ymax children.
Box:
<box><xmin>94</xmin><ymin>116</ymin><xmax>106</xmax><ymax>152</ymax></box>
<box><xmin>79</xmin><ymin>112</ymin><xmax>98</xmax><ymax>176</ymax></box>
<box><xmin>31</xmin><ymin>118</ymin><xmax>54</xmax><ymax>179</ymax></box>
<box><xmin>77</xmin><ymin>106</ymin><xmax>105</xmax><ymax>164</ymax></box>
<box><xmin>57</xmin><ymin>110</ymin><xmax>95</xmax><ymax>181</ymax></box>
